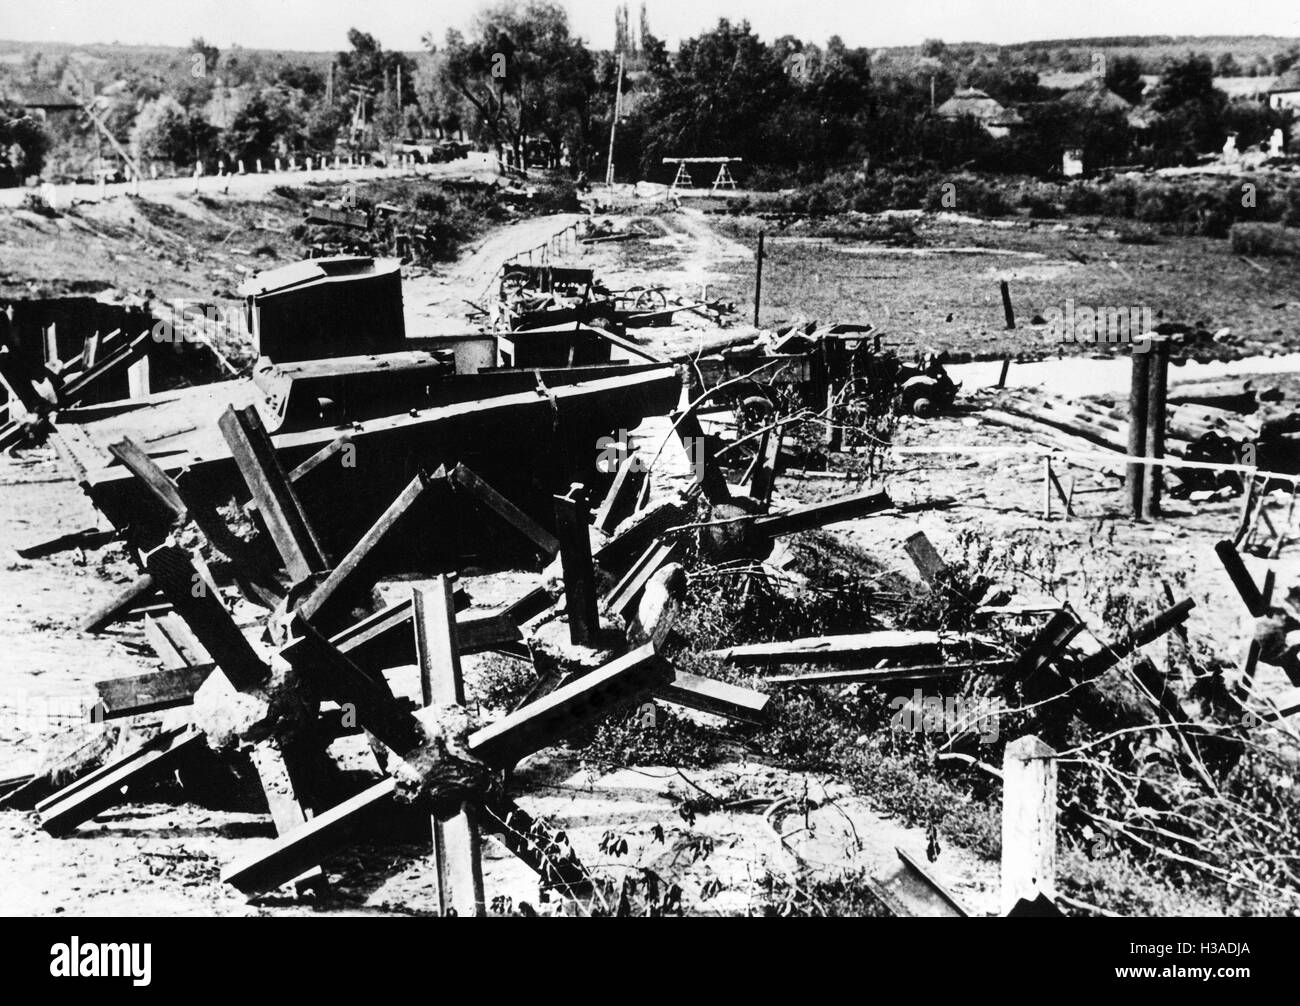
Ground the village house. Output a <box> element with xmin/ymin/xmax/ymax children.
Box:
<box><xmin>935</xmin><ymin>86</ymin><xmax>1025</xmax><ymax>138</ymax></box>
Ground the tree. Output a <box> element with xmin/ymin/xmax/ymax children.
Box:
<box><xmin>921</xmin><ymin>39</ymin><xmax>947</xmax><ymax>59</ymax></box>
<box><xmin>1215</xmin><ymin>53</ymin><xmax>1242</xmax><ymax>77</ymax></box>
<box><xmin>1151</xmin><ymin>53</ymin><xmax>1219</xmax><ymax>112</ymax></box>
<box><xmin>222</xmin><ymin>87</ymin><xmax>302</xmax><ymax>163</ymax></box>
<box><xmin>434</xmin><ymin>2</ymin><xmax>596</xmax><ymax>169</ymax></box>
<box><xmin>1105</xmin><ymin>55</ymin><xmax>1146</xmax><ymax>104</ymax></box>
<box><xmin>0</xmin><ymin>99</ymin><xmax>50</xmax><ymax>184</ymax></box>
<box><xmin>337</xmin><ymin>29</ymin><xmax>417</xmax><ymax>145</ymax></box>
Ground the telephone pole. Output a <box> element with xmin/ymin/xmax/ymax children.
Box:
<box><xmin>604</xmin><ymin>52</ymin><xmax>624</xmax><ymax>186</ymax></box>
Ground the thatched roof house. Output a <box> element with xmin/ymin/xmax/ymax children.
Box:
<box><xmin>935</xmin><ymin>87</ymin><xmax>1025</xmax><ymax>138</ymax></box>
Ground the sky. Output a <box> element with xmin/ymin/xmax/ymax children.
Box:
<box><xmin>1</xmin><ymin>0</ymin><xmax>1298</xmax><ymax>52</ymax></box>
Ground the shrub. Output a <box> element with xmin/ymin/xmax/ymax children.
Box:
<box><xmin>1230</xmin><ymin>222</ymin><xmax>1300</xmax><ymax>257</ymax></box>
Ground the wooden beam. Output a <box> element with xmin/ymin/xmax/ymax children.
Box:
<box><xmin>748</xmin><ymin>426</ymin><xmax>783</xmax><ymax>509</ymax></box>
<box><xmin>656</xmin><ymin>671</ymin><xmax>769</xmax><ymax>722</ymax></box>
<box><xmin>144</xmin><ymin>612</ymin><xmax>211</xmax><ymax>670</ymax></box>
<box><xmin>450</xmin><ymin>462</ymin><xmax>558</xmax><ymax>557</ymax></box>
<box><xmin>1077</xmin><ymin>598</ymin><xmax>1195</xmax><ymax>680</ymax></box>
<box><xmin>82</xmin><ymin>574</ymin><xmax>157</xmax><ymax>633</ymax></box>
<box><xmin>1014</xmin><ymin>609</ymin><xmax>1083</xmax><ymax>681</ymax></box>
<box><xmin>602</xmin><ymin>539</ymin><xmax>678</xmax><ymax>621</ymax></box>
<box><xmin>1215</xmin><ymin>539</ymin><xmax>1267</xmax><ymax>616</ymax></box>
<box><xmin>872</xmin><ymin>847</ymin><xmax>971</xmax><ymax>918</ymax></box>
<box><xmin>36</xmin><ymin>726</ymin><xmax>205</xmax><ymax>835</ymax></box>
<box><xmin>413</xmin><ymin>579</ymin><xmax>485</xmax><ymax>917</ymax></box>
<box><xmin>297</xmin><ymin>472</ymin><xmax>440</xmax><ymax>631</ymax></box>
<box><xmin>143</xmin><ymin>544</ymin><xmax>269</xmax><ymax>692</ymax></box>
<box><xmin>553</xmin><ymin>483</ymin><xmax>600</xmax><ymax>646</ymax></box>
<box><xmin>108</xmin><ymin>438</ymin><xmax>186</xmax><ymax>523</ymax></box>
<box><xmin>91</xmin><ymin>664</ymin><xmax>215</xmax><ymax>720</ymax></box>
<box><xmin>670</xmin><ymin>408</ymin><xmax>731</xmax><ymax>504</ymax></box>
<box><xmin>222</xmin><ymin>778</ymin><xmax>397</xmax><ymax>894</ymax></box>
<box><xmin>592</xmin><ymin>448</ymin><xmax>646</xmax><ymax>535</ymax></box>
<box><xmin>709</xmin><ymin>630</ymin><xmax>949</xmax><ymax>668</ymax></box>
<box><xmin>286</xmin><ymin>434</ymin><xmax>353</xmax><ymax>483</ymax></box>
<box><xmin>219</xmin><ymin>404</ymin><xmax>327</xmax><ymax>582</ymax></box>
<box><xmin>903</xmin><ymin>531</ymin><xmax>947</xmax><ymax>585</ymax></box>
<box><xmin>468</xmin><ymin>642</ymin><xmax>672</xmax><ymax>766</ymax></box>
<box><xmin>754</xmin><ymin>489</ymin><xmax>894</xmax><ymax>538</ymax></box>
<box><xmin>768</xmin><ymin>660</ymin><xmax>1010</xmax><ymax>686</ymax></box>
<box><xmin>413</xmin><ymin>579</ymin><xmax>463</xmax><ymax>708</ymax></box>
<box><xmin>247</xmin><ymin>742</ymin><xmax>327</xmax><ymax>892</ymax></box>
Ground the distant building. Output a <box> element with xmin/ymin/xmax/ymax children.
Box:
<box><xmin>935</xmin><ymin>87</ymin><xmax>1025</xmax><ymax>139</ymax></box>
<box><xmin>1268</xmin><ymin>67</ymin><xmax>1300</xmax><ymax>110</ymax></box>
<box><xmin>1059</xmin><ymin>77</ymin><xmax>1132</xmax><ymax>115</ymax></box>
<box><xmin>0</xmin><ymin>83</ymin><xmax>81</xmax><ymax>121</ymax></box>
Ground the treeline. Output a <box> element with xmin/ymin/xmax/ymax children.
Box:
<box><xmin>3</xmin><ymin>3</ymin><xmax>1300</xmax><ymax>186</ymax></box>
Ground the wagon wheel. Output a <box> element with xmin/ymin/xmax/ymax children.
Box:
<box><xmin>725</xmin><ymin>393</ymin><xmax>777</xmax><ymax>477</ymax></box>
<box><xmin>500</xmin><ymin>267</ymin><xmax>531</xmax><ymax>301</ymax></box>
<box><xmin>632</xmin><ymin>287</ymin><xmax>668</xmax><ymax>312</ymax></box>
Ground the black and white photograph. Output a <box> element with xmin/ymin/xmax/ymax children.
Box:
<box><xmin>0</xmin><ymin>0</ymin><xmax>1296</xmax><ymax>946</ymax></box>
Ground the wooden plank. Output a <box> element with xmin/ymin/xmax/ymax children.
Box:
<box><xmin>709</xmin><ymin>630</ymin><xmax>948</xmax><ymax>668</ymax></box>
<box><xmin>670</xmin><ymin>408</ymin><xmax>731</xmax><ymax>504</ymax></box>
<box><xmin>297</xmin><ymin>472</ymin><xmax>437</xmax><ymax>630</ymax></box>
<box><xmin>872</xmin><ymin>847</ymin><xmax>971</xmax><ymax>918</ymax></box>
<box><xmin>1001</xmin><ymin>735</ymin><xmax>1057</xmax><ymax>913</ymax></box>
<box><xmin>82</xmin><ymin>573</ymin><xmax>157</xmax><ymax>633</ymax></box>
<box><xmin>58</xmin><ymin>331</ymin><xmax>150</xmax><ymax>405</ymax></box>
<box><xmin>246</xmin><ymin>742</ymin><xmax>327</xmax><ymax>893</ymax></box>
<box><xmin>36</xmin><ymin>726</ymin><xmax>205</xmax><ymax>835</ymax></box>
<box><xmin>467</xmin><ymin>642</ymin><xmax>672</xmax><ymax>766</ymax></box>
<box><xmin>602</xmin><ymin>539</ymin><xmax>677</xmax><ymax>621</ymax></box>
<box><xmin>903</xmin><ymin>531</ymin><xmax>947</xmax><ymax>585</ymax></box>
<box><xmin>593</xmin><ymin>500</ymin><xmax>686</xmax><ymax>575</ymax></box>
<box><xmin>92</xmin><ymin>664</ymin><xmax>215</xmax><ymax>719</ymax></box>
<box><xmin>1077</xmin><ymin>599</ymin><xmax>1195</xmax><ymax>679</ymax></box>
<box><xmin>143</xmin><ymin>544</ymin><xmax>269</xmax><ymax>692</ymax></box>
<box><xmin>592</xmin><ymin>448</ymin><xmax>646</xmax><ymax>535</ymax></box>
<box><xmin>1014</xmin><ymin>609</ymin><xmax>1083</xmax><ymax>680</ymax></box>
<box><xmin>754</xmin><ymin>489</ymin><xmax>893</xmax><ymax>538</ymax></box>
<box><xmin>144</xmin><ymin>612</ymin><xmax>211</xmax><ymax>670</ymax></box>
<box><xmin>286</xmin><ymin>434</ymin><xmax>352</xmax><ymax>483</ymax></box>
<box><xmin>450</xmin><ymin>463</ymin><xmax>558</xmax><ymax>557</ymax></box>
<box><xmin>656</xmin><ymin>671</ymin><xmax>769</xmax><ymax>722</ymax></box>
<box><xmin>413</xmin><ymin>579</ymin><xmax>463</xmax><ymax>708</ymax></box>
<box><xmin>553</xmin><ymin>483</ymin><xmax>599</xmax><ymax>646</ymax></box>
<box><xmin>1215</xmin><ymin>539</ymin><xmax>1266</xmax><ymax>616</ymax></box>
<box><xmin>480</xmin><ymin>797</ymin><xmax>591</xmax><ymax>895</ymax></box>
<box><xmin>748</xmin><ymin>426</ymin><xmax>783</xmax><ymax>508</ymax></box>
<box><xmin>107</xmin><ymin>437</ymin><xmax>186</xmax><ymax>521</ymax></box>
<box><xmin>218</xmin><ymin>404</ymin><xmax>327</xmax><ymax>582</ymax></box>
<box><xmin>281</xmin><ymin>621</ymin><xmax>422</xmax><ymax>757</ymax></box>
<box><xmin>767</xmin><ymin>660</ymin><xmax>1010</xmax><ymax>685</ymax></box>
<box><xmin>222</xmin><ymin>778</ymin><xmax>397</xmax><ymax>895</ymax></box>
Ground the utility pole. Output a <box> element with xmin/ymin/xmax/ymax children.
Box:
<box><xmin>604</xmin><ymin>52</ymin><xmax>624</xmax><ymax>186</ymax></box>
<box><xmin>326</xmin><ymin>62</ymin><xmax>334</xmax><ymax>105</ymax></box>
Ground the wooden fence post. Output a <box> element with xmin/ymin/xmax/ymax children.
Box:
<box><xmin>1001</xmin><ymin>734</ymin><xmax>1057</xmax><ymax>914</ymax></box>
<box><xmin>1127</xmin><ymin>347</ymin><xmax>1150</xmax><ymax>519</ymax></box>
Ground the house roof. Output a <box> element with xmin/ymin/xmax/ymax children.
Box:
<box><xmin>1060</xmin><ymin>78</ymin><xmax>1133</xmax><ymax>113</ymax></box>
<box><xmin>936</xmin><ymin>87</ymin><xmax>1023</xmax><ymax>125</ymax></box>
<box><xmin>3</xmin><ymin>83</ymin><xmax>80</xmax><ymax>110</ymax></box>
<box><xmin>1270</xmin><ymin>67</ymin><xmax>1300</xmax><ymax>93</ymax></box>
